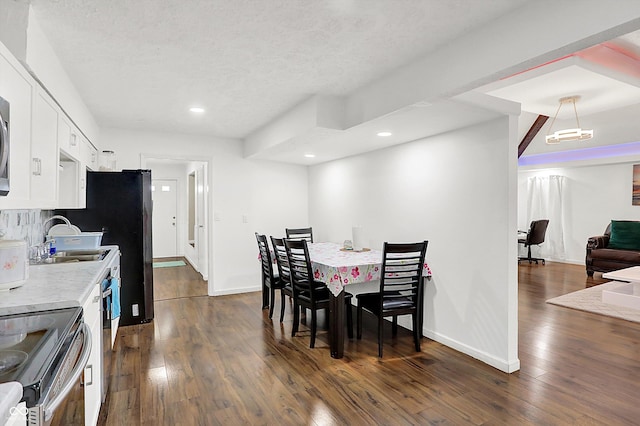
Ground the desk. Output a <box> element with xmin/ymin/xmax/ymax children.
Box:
<box><xmin>308</xmin><ymin>242</ymin><xmax>431</xmax><ymax>358</ymax></box>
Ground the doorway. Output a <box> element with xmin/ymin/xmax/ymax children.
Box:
<box><xmin>144</xmin><ymin>157</ymin><xmax>210</xmax><ymax>283</ymax></box>
<box><xmin>151</xmin><ymin>179</ymin><xmax>178</xmax><ymax>257</ymax></box>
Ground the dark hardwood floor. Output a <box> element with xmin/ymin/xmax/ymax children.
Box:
<box><xmin>99</xmin><ymin>261</ymin><xmax>640</xmax><ymax>425</ymax></box>
<box><xmin>152</xmin><ymin>257</ymin><xmax>208</xmax><ymax>301</ymax></box>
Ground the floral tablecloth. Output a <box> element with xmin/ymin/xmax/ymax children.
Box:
<box><xmin>308</xmin><ymin>242</ymin><xmax>432</xmax><ymax>296</ymax></box>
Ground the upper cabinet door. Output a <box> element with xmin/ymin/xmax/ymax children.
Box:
<box><xmin>0</xmin><ymin>47</ymin><xmax>35</xmax><ymax>209</ymax></box>
<box><xmin>31</xmin><ymin>88</ymin><xmax>58</xmax><ymax>208</ymax></box>
<box><xmin>80</xmin><ymin>136</ymin><xmax>98</xmax><ymax>171</ymax></box>
<box><xmin>58</xmin><ymin>115</ymin><xmax>81</xmax><ymax>161</ymax></box>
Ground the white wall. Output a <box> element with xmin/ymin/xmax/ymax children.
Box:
<box><xmin>309</xmin><ymin>118</ymin><xmax>519</xmax><ymax>372</ymax></box>
<box><xmin>519</xmin><ymin>161</ymin><xmax>640</xmax><ymax>265</ymax></box>
<box><xmin>0</xmin><ymin>0</ymin><xmax>29</xmax><ymax>61</ymax></box>
<box><xmin>101</xmin><ymin>127</ymin><xmax>309</xmax><ymax>296</ymax></box>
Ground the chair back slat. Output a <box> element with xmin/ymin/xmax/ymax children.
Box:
<box><xmin>284</xmin><ymin>239</ymin><xmax>319</xmax><ymax>302</ymax></box>
<box><xmin>255</xmin><ymin>233</ymin><xmax>275</xmax><ymax>283</ymax></box>
<box><xmin>379</xmin><ymin>241</ymin><xmax>428</xmax><ymax>310</ymax></box>
<box><xmin>270</xmin><ymin>236</ymin><xmax>290</xmax><ymax>284</ymax></box>
<box><xmin>285</xmin><ymin>227</ymin><xmax>314</xmax><ymax>243</ymax></box>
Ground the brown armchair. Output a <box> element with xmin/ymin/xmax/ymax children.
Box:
<box><xmin>586</xmin><ymin>221</ymin><xmax>640</xmax><ymax>276</ymax></box>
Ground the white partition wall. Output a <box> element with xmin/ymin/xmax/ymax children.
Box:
<box><xmin>309</xmin><ymin>118</ymin><xmax>519</xmax><ymax>372</ymax></box>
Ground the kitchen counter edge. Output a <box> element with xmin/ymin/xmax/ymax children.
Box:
<box><xmin>0</xmin><ymin>246</ymin><xmax>120</xmax><ymax>316</ymax></box>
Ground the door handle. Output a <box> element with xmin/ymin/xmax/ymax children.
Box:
<box><xmin>32</xmin><ymin>158</ymin><xmax>42</xmax><ymax>176</ymax></box>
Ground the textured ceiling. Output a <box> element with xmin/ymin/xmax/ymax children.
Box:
<box><xmin>29</xmin><ymin>0</ymin><xmax>529</xmax><ymax>139</ymax></box>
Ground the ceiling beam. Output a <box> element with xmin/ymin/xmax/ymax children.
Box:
<box><xmin>518</xmin><ymin>115</ymin><xmax>549</xmax><ymax>158</ymax></box>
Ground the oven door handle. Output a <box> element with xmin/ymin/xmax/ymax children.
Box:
<box><xmin>43</xmin><ymin>322</ymin><xmax>92</xmax><ymax>421</ymax></box>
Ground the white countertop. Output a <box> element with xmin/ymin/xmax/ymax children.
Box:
<box><xmin>0</xmin><ymin>246</ymin><xmax>119</xmax><ymax>316</ymax></box>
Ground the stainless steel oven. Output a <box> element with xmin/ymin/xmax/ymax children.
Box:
<box><xmin>0</xmin><ymin>307</ymin><xmax>91</xmax><ymax>426</ymax></box>
<box><xmin>0</xmin><ymin>95</ymin><xmax>9</xmax><ymax>196</ymax></box>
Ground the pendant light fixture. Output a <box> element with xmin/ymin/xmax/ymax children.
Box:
<box><xmin>545</xmin><ymin>95</ymin><xmax>593</xmax><ymax>144</ymax></box>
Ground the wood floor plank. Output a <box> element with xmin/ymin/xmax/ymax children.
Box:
<box><xmin>98</xmin><ymin>260</ymin><xmax>640</xmax><ymax>425</ymax></box>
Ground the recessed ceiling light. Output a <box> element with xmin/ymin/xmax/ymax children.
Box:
<box><xmin>190</xmin><ymin>107</ymin><xmax>205</xmax><ymax>113</ymax></box>
<box><xmin>377</xmin><ymin>131</ymin><xmax>392</xmax><ymax>137</ymax></box>
<box><xmin>304</xmin><ymin>153</ymin><xmax>316</xmax><ymax>158</ymax></box>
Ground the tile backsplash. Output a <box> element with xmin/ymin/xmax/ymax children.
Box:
<box><xmin>0</xmin><ymin>209</ymin><xmax>52</xmax><ymax>247</ymax></box>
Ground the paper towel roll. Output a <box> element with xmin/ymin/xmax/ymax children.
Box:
<box><xmin>352</xmin><ymin>226</ymin><xmax>366</xmax><ymax>251</ymax></box>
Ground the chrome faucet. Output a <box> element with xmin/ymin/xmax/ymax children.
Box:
<box><xmin>42</xmin><ymin>215</ymin><xmax>73</xmax><ymax>230</ymax></box>
<box><xmin>29</xmin><ymin>239</ymin><xmax>56</xmax><ymax>264</ymax></box>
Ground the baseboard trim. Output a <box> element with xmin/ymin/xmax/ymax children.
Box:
<box><xmin>212</xmin><ymin>286</ymin><xmax>262</xmax><ymax>297</ymax></box>
<box><xmin>423</xmin><ymin>329</ymin><xmax>520</xmax><ymax>373</ymax></box>
<box><xmin>391</xmin><ymin>316</ymin><xmax>520</xmax><ymax>373</ymax></box>
<box><xmin>184</xmin><ymin>253</ymin><xmax>198</xmax><ymax>270</ymax></box>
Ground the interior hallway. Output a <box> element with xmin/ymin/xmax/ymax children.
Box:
<box><xmin>152</xmin><ymin>257</ymin><xmax>208</xmax><ymax>301</ymax></box>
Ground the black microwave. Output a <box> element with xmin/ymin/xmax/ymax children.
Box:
<box><xmin>0</xmin><ymin>95</ymin><xmax>9</xmax><ymax>196</ymax></box>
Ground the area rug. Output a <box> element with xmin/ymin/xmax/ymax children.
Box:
<box><xmin>546</xmin><ymin>281</ymin><xmax>640</xmax><ymax>323</ymax></box>
<box><xmin>153</xmin><ymin>260</ymin><xmax>186</xmax><ymax>268</ymax></box>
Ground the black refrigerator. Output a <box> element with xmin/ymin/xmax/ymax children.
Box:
<box><xmin>57</xmin><ymin>169</ymin><xmax>154</xmax><ymax>326</ymax></box>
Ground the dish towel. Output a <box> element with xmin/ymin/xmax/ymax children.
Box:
<box><xmin>102</xmin><ymin>278</ymin><xmax>111</xmax><ymax>314</ymax></box>
<box><xmin>110</xmin><ymin>277</ymin><xmax>121</xmax><ymax>319</ymax></box>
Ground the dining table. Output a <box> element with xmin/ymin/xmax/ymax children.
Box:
<box><xmin>306</xmin><ymin>242</ymin><xmax>432</xmax><ymax>359</ymax></box>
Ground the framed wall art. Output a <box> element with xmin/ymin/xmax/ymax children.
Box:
<box><xmin>633</xmin><ymin>164</ymin><xmax>640</xmax><ymax>206</ymax></box>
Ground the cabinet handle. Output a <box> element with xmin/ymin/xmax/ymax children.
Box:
<box><xmin>80</xmin><ymin>178</ymin><xmax>85</xmax><ymax>190</ymax></box>
<box><xmin>93</xmin><ymin>295</ymin><xmax>100</xmax><ymax>303</ymax></box>
<box><xmin>84</xmin><ymin>364</ymin><xmax>93</xmax><ymax>386</ymax></box>
<box><xmin>70</xmin><ymin>133</ymin><xmax>77</xmax><ymax>147</ymax></box>
<box><xmin>32</xmin><ymin>158</ymin><xmax>42</xmax><ymax>176</ymax></box>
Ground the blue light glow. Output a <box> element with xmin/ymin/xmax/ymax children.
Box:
<box><xmin>519</xmin><ymin>141</ymin><xmax>640</xmax><ymax>166</ymax></box>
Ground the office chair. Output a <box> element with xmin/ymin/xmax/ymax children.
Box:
<box><xmin>518</xmin><ymin>219</ymin><xmax>550</xmax><ymax>264</ymax></box>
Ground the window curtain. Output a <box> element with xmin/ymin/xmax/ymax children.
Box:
<box><xmin>526</xmin><ymin>175</ymin><xmax>567</xmax><ymax>260</ymax></box>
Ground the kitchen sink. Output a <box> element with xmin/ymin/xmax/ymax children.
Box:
<box><xmin>33</xmin><ymin>249</ymin><xmax>110</xmax><ymax>264</ymax></box>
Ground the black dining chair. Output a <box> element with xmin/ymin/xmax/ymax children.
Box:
<box><xmin>284</xmin><ymin>239</ymin><xmax>353</xmax><ymax>348</ymax></box>
<box><xmin>285</xmin><ymin>227</ymin><xmax>313</xmax><ymax>243</ymax></box>
<box><xmin>270</xmin><ymin>236</ymin><xmax>293</xmax><ymax>323</ymax></box>
<box><xmin>255</xmin><ymin>233</ymin><xmax>286</xmax><ymax>320</ymax></box>
<box><xmin>356</xmin><ymin>241</ymin><xmax>428</xmax><ymax>357</ymax></box>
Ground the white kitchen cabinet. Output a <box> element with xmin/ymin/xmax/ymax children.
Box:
<box><xmin>58</xmin><ymin>118</ymin><xmax>88</xmax><ymax>209</ymax></box>
<box><xmin>0</xmin><ymin>42</ymin><xmax>36</xmax><ymax>209</ymax></box>
<box><xmin>58</xmin><ymin>114</ymin><xmax>81</xmax><ymax>160</ymax></box>
<box><xmin>78</xmin><ymin>165</ymin><xmax>87</xmax><ymax>208</ymax></box>
<box><xmin>30</xmin><ymin>88</ymin><xmax>59</xmax><ymax>208</ymax></box>
<box><xmin>80</xmin><ymin>136</ymin><xmax>98</xmax><ymax>171</ymax></box>
<box><xmin>82</xmin><ymin>283</ymin><xmax>103</xmax><ymax>426</ymax></box>
<box><xmin>0</xmin><ymin>40</ymin><xmax>96</xmax><ymax>210</ymax></box>
<box><xmin>58</xmin><ymin>152</ymin><xmax>80</xmax><ymax>209</ymax></box>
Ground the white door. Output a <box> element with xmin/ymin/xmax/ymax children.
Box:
<box><xmin>152</xmin><ymin>179</ymin><xmax>178</xmax><ymax>257</ymax></box>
